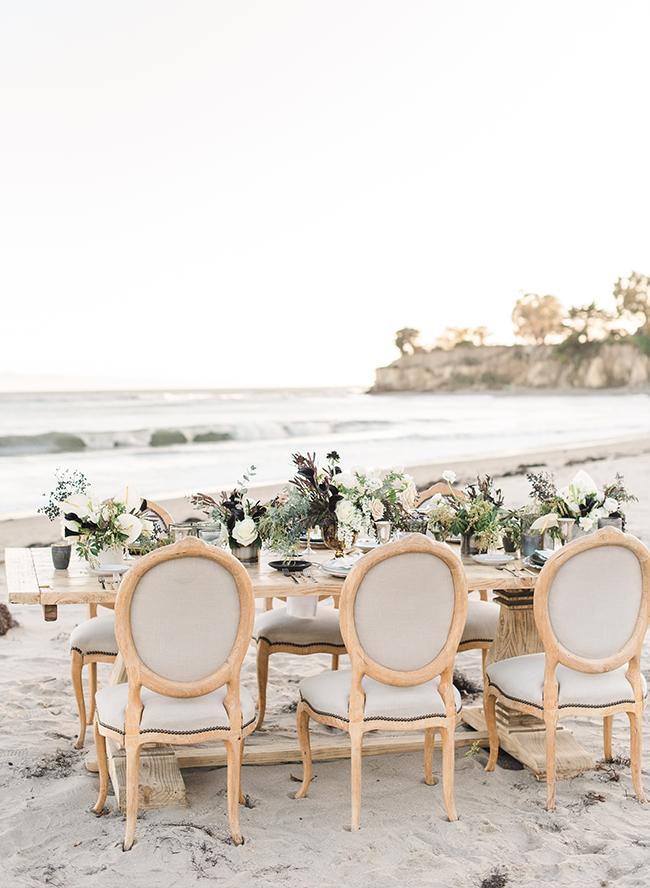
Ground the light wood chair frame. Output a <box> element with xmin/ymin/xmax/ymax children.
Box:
<box><xmin>71</xmin><ymin>500</ymin><xmax>173</xmax><ymax>748</ymax></box>
<box><xmin>484</xmin><ymin>526</ymin><xmax>650</xmax><ymax>810</ymax></box>
<box><xmin>295</xmin><ymin>534</ymin><xmax>468</xmax><ymax>830</ymax></box>
<box><xmin>92</xmin><ymin>536</ymin><xmax>256</xmax><ymax>849</ymax></box>
<box><xmin>253</xmin><ymin>595</ymin><xmax>345</xmax><ymax>731</ymax></box>
<box><xmin>415</xmin><ymin>482</ymin><xmax>465</xmax><ymax>508</ymax></box>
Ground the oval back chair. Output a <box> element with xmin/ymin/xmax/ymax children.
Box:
<box><xmin>295</xmin><ymin>534</ymin><xmax>468</xmax><ymax>830</ymax></box>
<box><xmin>92</xmin><ymin>536</ymin><xmax>256</xmax><ymax>849</ymax></box>
<box><xmin>484</xmin><ymin>526</ymin><xmax>650</xmax><ymax>810</ymax></box>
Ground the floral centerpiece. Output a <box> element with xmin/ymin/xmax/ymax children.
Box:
<box><xmin>259</xmin><ymin>452</ymin><xmax>417</xmax><ymax>558</ymax></box>
<box><xmin>191</xmin><ymin>466</ymin><xmax>266</xmax><ymax>562</ymax></box>
<box><xmin>39</xmin><ymin>471</ymin><xmax>153</xmax><ymax>567</ymax></box>
<box><xmin>424</xmin><ymin>470</ymin><xmax>504</xmax><ymax>554</ymax></box>
<box><xmin>526</xmin><ymin>469</ymin><xmax>637</xmax><ymax>535</ymax></box>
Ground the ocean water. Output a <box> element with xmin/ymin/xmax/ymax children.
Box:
<box><xmin>1</xmin><ymin>387</ymin><xmax>649</xmax><ymax>517</ymax></box>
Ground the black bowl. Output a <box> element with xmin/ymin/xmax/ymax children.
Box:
<box><xmin>268</xmin><ymin>560</ymin><xmax>312</xmax><ymax>573</ymax></box>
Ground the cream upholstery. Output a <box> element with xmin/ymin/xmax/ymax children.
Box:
<box><xmin>487</xmin><ymin>653</ymin><xmax>647</xmax><ymax>711</ymax></box>
<box><xmin>460</xmin><ymin>599</ymin><xmax>499</xmax><ymax>647</ymax></box>
<box><xmin>253</xmin><ymin>606</ymin><xmax>345</xmax><ymax>648</ymax></box>
<box><xmin>91</xmin><ymin>537</ymin><xmax>256</xmax><ymax>849</ymax></box>
<box><xmin>299</xmin><ymin>669</ymin><xmax>461</xmax><ymax>723</ymax></box>
<box><xmin>354</xmin><ymin>552</ymin><xmax>455</xmax><ymax>671</ymax></box>
<box><xmin>70</xmin><ymin>615</ymin><xmax>118</xmax><ymax>658</ymax></box>
<box><xmin>295</xmin><ymin>536</ymin><xmax>467</xmax><ymax>830</ymax></box>
<box><xmin>96</xmin><ymin>683</ymin><xmax>256</xmax><ymax>736</ymax></box>
<box><xmin>252</xmin><ymin>603</ymin><xmax>345</xmax><ymax>731</ymax></box>
<box><xmin>484</xmin><ymin>527</ymin><xmax>650</xmax><ymax>811</ymax></box>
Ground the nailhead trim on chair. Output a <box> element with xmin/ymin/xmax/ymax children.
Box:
<box><xmin>70</xmin><ymin>646</ymin><xmax>119</xmax><ymax>658</ymax></box>
<box><xmin>96</xmin><ymin>713</ymin><xmax>257</xmax><ymax>737</ymax></box>
<box><xmin>253</xmin><ymin>635</ymin><xmax>346</xmax><ymax>650</ymax></box>
<box><xmin>487</xmin><ymin>678</ymin><xmax>647</xmax><ymax>712</ymax></box>
<box><xmin>299</xmin><ymin>693</ymin><xmax>461</xmax><ymax>724</ymax></box>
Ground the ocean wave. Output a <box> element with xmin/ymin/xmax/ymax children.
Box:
<box><xmin>0</xmin><ymin>419</ymin><xmax>402</xmax><ymax>456</ymax></box>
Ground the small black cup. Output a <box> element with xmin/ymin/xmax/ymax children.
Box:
<box><xmin>51</xmin><ymin>542</ymin><xmax>71</xmax><ymax>570</ymax></box>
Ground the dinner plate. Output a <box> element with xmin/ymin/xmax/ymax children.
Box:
<box><xmin>268</xmin><ymin>560</ymin><xmax>312</xmax><ymax>573</ymax></box>
<box><xmin>320</xmin><ymin>565</ymin><xmax>353</xmax><ymax>578</ymax></box>
<box><xmin>87</xmin><ymin>565</ymin><xmax>130</xmax><ymax>576</ymax></box>
<box><xmin>356</xmin><ymin>541</ymin><xmax>379</xmax><ymax>553</ymax></box>
<box><xmin>471</xmin><ymin>554</ymin><xmax>515</xmax><ymax>566</ymax></box>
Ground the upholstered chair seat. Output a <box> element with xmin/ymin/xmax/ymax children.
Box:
<box><xmin>484</xmin><ymin>527</ymin><xmax>650</xmax><ymax>811</ymax></box>
<box><xmin>252</xmin><ymin>604</ymin><xmax>346</xmax><ymax>730</ymax></box>
<box><xmin>295</xmin><ymin>535</ymin><xmax>468</xmax><ymax>830</ymax></box>
<box><xmin>92</xmin><ymin>537</ymin><xmax>256</xmax><ymax>849</ymax></box>
<box><xmin>487</xmin><ymin>653</ymin><xmax>647</xmax><ymax>711</ymax></box>
<box><xmin>299</xmin><ymin>669</ymin><xmax>462</xmax><ymax>724</ymax></box>
<box><xmin>460</xmin><ymin>599</ymin><xmax>500</xmax><ymax>648</ymax></box>
<box><xmin>71</xmin><ymin>614</ymin><xmax>118</xmax><ymax>659</ymax></box>
<box><xmin>95</xmin><ymin>682</ymin><xmax>256</xmax><ymax>737</ymax></box>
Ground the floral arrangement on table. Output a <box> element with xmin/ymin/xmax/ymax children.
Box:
<box><xmin>39</xmin><ymin>471</ymin><xmax>154</xmax><ymax>566</ymax></box>
<box><xmin>423</xmin><ymin>470</ymin><xmax>505</xmax><ymax>552</ymax></box>
<box><xmin>526</xmin><ymin>469</ymin><xmax>637</xmax><ymax>533</ymax></box>
<box><xmin>258</xmin><ymin>451</ymin><xmax>417</xmax><ymax>558</ymax></box>
<box><xmin>190</xmin><ymin>466</ymin><xmax>266</xmax><ymax>552</ymax></box>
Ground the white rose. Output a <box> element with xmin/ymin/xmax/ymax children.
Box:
<box><xmin>398</xmin><ymin>480</ymin><xmax>418</xmax><ymax>510</ymax></box>
<box><xmin>114</xmin><ymin>485</ymin><xmax>141</xmax><ymax>513</ymax></box>
<box><xmin>232</xmin><ymin>517</ymin><xmax>258</xmax><ymax>546</ymax></box>
<box><xmin>442</xmin><ymin>470</ymin><xmax>457</xmax><ymax>485</ymax></box>
<box><xmin>366</xmin><ymin>476</ymin><xmax>382</xmax><ymax>492</ymax></box>
<box><xmin>602</xmin><ymin>497</ymin><xmax>618</xmax><ymax>515</ymax></box>
<box><xmin>140</xmin><ymin>518</ymin><xmax>154</xmax><ymax>536</ymax></box>
<box><xmin>369</xmin><ymin>498</ymin><xmax>385</xmax><ymax>520</ymax></box>
<box><xmin>116</xmin><ymin>513</ymin><xmax>143</xmax><ymax>545</ymax></box>
<box><xmin>60</xmin><ymin>492</ymin><xmax>93</xmax><ymax>519</ymax></box>
<box><xmin>335</xmin><ymin>499</ymin><xmax>357</xmax><ymax>525</ymax></box>
<box><xmin>336</xmin><ymin>472</ymin><xmax>357</xmax><ymax>489</ymax></box>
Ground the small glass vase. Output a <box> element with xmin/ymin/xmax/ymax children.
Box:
<box><xmin>460</xmin><ymin>535</ymin><xmax>479</xmax><ymax>557</ymax></box>
<box><xmin>598</xmin><ymin>517</ymin><xmax>623</xmax><ymax>530</ymax></box>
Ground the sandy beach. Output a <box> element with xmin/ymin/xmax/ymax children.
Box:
<box><xmin>2</xmin><ymin>436</ymin><xmax>650</xmax><ymax>887</ymax></box>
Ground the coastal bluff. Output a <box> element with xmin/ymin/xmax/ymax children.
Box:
<box><xmin>371</xmin><ymin>342</ymin><xmax>650</xmax><ymax>392</ymax></box>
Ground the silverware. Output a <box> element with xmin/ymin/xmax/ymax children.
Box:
<box><xmin>496</xmin><ymin>565</ymin><xmax>520</xmax><ymax>576</ymax></box>
<box><xmin>303</xmin><ymin>570</ymin><xmax>318</xmax><ymax>584</ymax></box>
<box><xmin>282</xmin><ymin>567</ymin><xmax>299</xmax><ymax>584</ymax></box>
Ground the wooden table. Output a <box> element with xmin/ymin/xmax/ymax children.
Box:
<box><xmin>4</xmin><ymin>545</ymin><xmax>592</xmax><ymax>811</ymax></box>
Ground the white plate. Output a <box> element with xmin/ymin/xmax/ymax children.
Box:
<box><xmin>470</xmin><ymin>554</ymin><xmax>515</xmax><ymax>566</ymax></box>
<box><xmin>320</xmin><ymin>565</ymin><xmax>352</xmax><ymax>579</ymax></box>
<box><xmin>357</xmin><ymin>541</ymin><xmax>379</xmax><ymax>553</ymax></box>
<box><xmin>87</xmin><ymin>565</ymin><xmax>130</xmax><ymax>576</ymax></box>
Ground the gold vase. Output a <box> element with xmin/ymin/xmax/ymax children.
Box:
<box><xmin>320</xmin><ymin>518</ymin><xmax>357</xmax><ymax>559</ymax></box>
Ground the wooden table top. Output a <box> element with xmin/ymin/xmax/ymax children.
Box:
<box><xmin>5</xmin><ymin>544</ymin><xmax>537</xmax><ymax>612</ymax></box>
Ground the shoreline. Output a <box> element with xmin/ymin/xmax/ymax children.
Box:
<box><xmin>2</xmin><ymin>433</ymin><xmax>649</xmax><ymax>558</ymax></box>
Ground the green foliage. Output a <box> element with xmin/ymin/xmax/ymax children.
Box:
<box><xmin>614</xmin><ymin>270</ymin><xmax>650</xmax><ymax>335</ymax></box>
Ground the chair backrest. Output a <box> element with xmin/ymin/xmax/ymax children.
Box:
<box><xmin>115</xmin><ymin>537</ymin><xmax>255</xmax><ymax>698</ymax></box>
<box><xmin>339</xmin><ymin>534</ymin><xmax>467</xmax><ymax>688</ymax></box>
<box><xmin>415</xmin><ymin>482</ymin><xmax>465</xmax><ymax>509</ymax></box>
<box><xmin>534</xmin><ymin>527</ymin><xmax>650</xmax><ymax>673</ymax></box>
<box><xmin>141</xmin><ymin>499</ymin><xmax>173</xmax><ymax>531</ymax></box>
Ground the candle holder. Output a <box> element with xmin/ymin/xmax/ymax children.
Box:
<box><xmin>375</xmin><ymin>521</ymin><xmax>392</xmax><ymax>544</ymax></box>
<box><xmin>557</xmin><ymin>518</ymin><xmax>575</xmax><ymax>546</ymax></box>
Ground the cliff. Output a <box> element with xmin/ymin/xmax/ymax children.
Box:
<box><xmin>371</xmin><ymin>342</ymin><xmax>650</xmax><ymax>393</ymax></box>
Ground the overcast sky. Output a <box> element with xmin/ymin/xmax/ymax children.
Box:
<box><xmin>2</xmin><ymin>1</ymin><xmax>649</xmax><ymax>389</ymax></box>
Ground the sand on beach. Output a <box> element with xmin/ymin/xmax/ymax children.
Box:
<box><xmin>1</xmin><ymin>437</ymin><xmax>650</xmax><ymax>887</ymax></box>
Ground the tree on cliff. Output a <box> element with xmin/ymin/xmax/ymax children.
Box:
<box><xmin>435</xmin><ymin>326</ymin><xmax>492</xmax><ymax>348</ymax></box>
<box><xmin>562</xmin><ymin>302</ymin><xmax>616</xmax><ymax>343</ymax></box>
<box><xmin>614</xmin><ymin>271</ymin><xmax>650</xmax><ymax>336</ymax></box>
<box><xmin>512</xmin><ymin>293</ymin><xmax>566</xmax><ymax>344</ymax></box>
<box><xmin>395</xmin><ymin>328</ymin><xmax>422</xmax><ymax>355</ymax></box>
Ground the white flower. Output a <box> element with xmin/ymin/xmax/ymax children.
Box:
<box><xmin>60</xmin><ymin>492</ymin><xmax>94</xmax><ymax>520</ymax></box>
<box><xmin>335</xmin><ymin>499</ymin><xmax>357</xmax><ymax>525</ymax></box>
<box><xmin>391</xmin><ymin>465</ymin><xmax>405</xmax><ymax>474</ymax></box>
<box><xmin>602</xmin><ymin>497</ymin><xmax>618</xmax><ymax>515</ymax></box>
<box><xmin>365</xmin><ymin>476</ymin><xmax>382</xmax><ymax>492</ymax></box>
<box><xmin>140</xmin><ymin>518</ymin><xmax>154</xmax><ymax>536</ymax></box>
<box><xmin>232</xmin><ymin>517</ymin><xmax>258</xmax><ymax>547</ymax></box>
<box><xmin>398</xmin><ymin>480</ymin><xmax>418</xmax><ymax>510</ymax></box>
<box><xmin>572</xmin><ymin>470</ymin><xmax>598</xmax><ymax>497</ymax></box>
<box><xmin>369</xmin><ymin>498</ymin><xmax>385</xmax><ymax>520</ymax></box>
<box><xmin>530</xmin><ymin>513</ymin><xmax>558</xmax><ymax>532</ymax></box>
<box><xmin>442</xmin><ymin>470</ymin><xmax>457</xmax><ymax>485</ymax></box>
<box><xmin>114</xmin><ymin>485</ymin><xmax>141</xmax><ymax>513</ymax></box>
<box><xmin>336</xmin><ymin>472</ymin><xmax>358</xmax><ymax>489</ymax></box>
<box><xmin>116</xmin><ymin>513</ymin><xmax>143</xmax><ymax>545</ymax></box>
<box><xmin>579</xmin><ymin>515</ymin><xmax>595</xmax><ymax>533</ymax></box>
<box><xmin>61</xmin><ymin>516</ymin><xmax>80</xmax><ymax>537</ymax></box>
